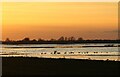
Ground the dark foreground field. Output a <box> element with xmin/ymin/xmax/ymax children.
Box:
<box><xmin>2</xmin><ymin>57</ymin><xmax>120</xmax><ymax>76</ymax></box>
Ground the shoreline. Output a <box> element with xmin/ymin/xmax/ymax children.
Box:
<box><xmin>2</xmin><ymin>57</ymin><xmax>120</xmax><ymax>76</ymax></box>
<box><xmin>1</xmin><ymin>55</ymin><xmax>120</xmax><ymax>61</ymax></box>
<box><xmin>3</xmin><ymin>45</ymin><xmax>119</xmax><ymax>48</ymax></box>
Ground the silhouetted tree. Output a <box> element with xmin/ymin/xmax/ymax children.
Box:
<box><xmin>68</xmin><ymin>36</ymin><xmax>75</xmax><ymax>41</ymax></box>
<box><xmin>38</xmin><ymin>38</ymin><xmax>44</xmax><ymax>42</ymax></box>
<box><xmin>65</xmin><ymin>37</ymin><xmax>68</xmax><ymax>41</ymax></box>
<box><xmin>31</xmin><ymin>39</ymin><xmax>37</xmax><ymax>42</ymax></box>
<box><xmin>50</xmin><ymin>38</ymin><xmax>56</xmax><ymax>41</ymax></box>
<box><xmin>58</xmin><ymin>36</ymin><xmax>64</xmax><ymax>41</ymax></box>
<box><xmin>77</xmin><ymin>37</ymin><xmax>83</xmax><ymax>41</ymax></box>
<box><xmin>5</xmin><ymin>38</ymin><xmax>11</xmax><ymax>42</ymax></box>
<box><xmin>2</xmin><ymin>36</ymin><xmax>120</xmax><ymax>44</ymax></box>
<box><xmin>22</xmin><ymin>37</ymin><xmax>30</xmax><ymax>42</ymax></box>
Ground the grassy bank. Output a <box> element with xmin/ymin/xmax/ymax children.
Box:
<box><xmin>2</xmin><ymin>57</ymin><xmax>120</xmax><ymax>76</ymax></box>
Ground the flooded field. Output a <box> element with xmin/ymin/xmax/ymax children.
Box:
<box><xmin>0</xmin><ymin>43</ymin><xmax>120</xmax><ymax>61</ymax></box>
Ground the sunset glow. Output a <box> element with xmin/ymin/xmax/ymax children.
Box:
<box><xmin>2</xmin><ymin>2</ymin><xmax>118</xmax><ymax>40</ymax></box>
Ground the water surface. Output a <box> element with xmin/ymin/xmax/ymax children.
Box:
<box><xmin>1</xmin><ymin>43</ymin><xmax>120</xmax><ymax>61</ymax></box>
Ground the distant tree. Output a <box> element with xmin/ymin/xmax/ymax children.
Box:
<box><xmin>38</xmin><ymin>38</ymin><xmax>44</xmax><ymax>42</ymax></box>
<box><xmin>5</xmin><ymin>38</ymin><xmax>11</xmax><ymax>42</ymax></box>
<box><xmin>65</xmin><ymin>37</ymin><xmax>68</xmax><ymax>41</ymax></box>
<box><xmin>68</xmin><ymin>36</ymin><xmax>75</xmax><ymax>41</ymax></box>
<box><xmin>77</xmin><ymin>37</ymin><xmax>83</xmax><ymax>41</ymax></box>
<box><xmin>22</xmin><ymin>37</ymin><xmax>30</xmax><ymax>42</ymax></box>
<box><xmin>71</xmin><ymin>36</ymin><xmax>75</xmax><ymax>41</ymax></box>
<box><xmin>31</xmin><ymin>39</ymin><xmax>37</xmax><ymax>42</ymax></box>
<box><xmin>50</xmin><ymin>38</ymin><xmax>56</xmax><ymax>41</ymax></box>
<box><xmin>58</xmin><ymin>36</ymin><xmax>64</xmax><ymax>41</ymax></box>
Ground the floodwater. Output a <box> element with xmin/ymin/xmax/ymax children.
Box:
<box><xmin>0</xmin><ymin>43</ymin><xmax>120</xmax><ymax>61</ymax></box>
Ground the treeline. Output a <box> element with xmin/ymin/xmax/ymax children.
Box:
<box><xmin>2</xmin><ymin>36</ymin><xmax>120</xmax><ymax>44</ymax></box>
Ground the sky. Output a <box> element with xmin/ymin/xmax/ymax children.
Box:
<box><xmin>2</xmin><ymin>2</ymin><xmax>118</xmax><ymax>40</ymax></box>
<box><xmin>1</xmin><ymin>0</ymin><xmax>119</xmax><ymax>2</ymax></box>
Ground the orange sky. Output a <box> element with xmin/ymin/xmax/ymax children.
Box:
<box><xmin>2</xmin><ymin>2</ymin><xmax>118</xmax><ymax>40</ymax></box>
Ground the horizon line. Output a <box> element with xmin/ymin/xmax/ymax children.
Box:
<box><xmin>0</xmin><ymin>38</ymin><xmax>119</xmax><ymax>41</ymax></box>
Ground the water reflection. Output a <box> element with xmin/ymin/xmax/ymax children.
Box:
<box><xmin>1</xmin><ymin>44</ymin><xmax>120</xmax><ymax>61</ymax></box>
